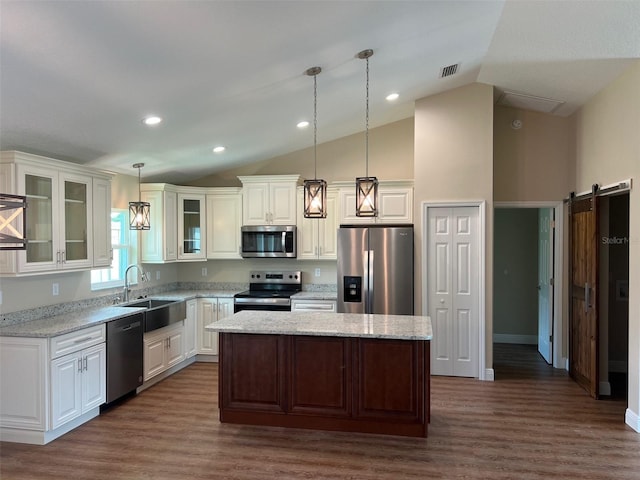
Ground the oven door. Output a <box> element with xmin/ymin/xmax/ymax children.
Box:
<box><xmin>234</xmin><ymin>303</ymin><xmax>292</xmax><ymax>313</ymax></box>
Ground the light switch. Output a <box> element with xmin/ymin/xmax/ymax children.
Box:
<box><xmin>52</xmin><ymin>283</ymin><xmax>59</xmax><ymax>296</ymax></box>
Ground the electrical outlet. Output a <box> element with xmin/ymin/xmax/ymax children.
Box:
<box><xmin>156</xmin><ymin>271</ymin><xmax>160</xmax><ymax>281</ymax></box>
<box><xmin>315</xmin><ymin>268</ymin><xmax>321</xmax><ymax>277</ymax></box>
<box><xmin>52</xmin><ymin>283</ymin><xmax>59</xmax><ymax>296</ymax></box>
<box><xmin>0</xmin><ymin>290</ymin><xmax>3</xmax><ymax>305</ymax></box>
<box><xmin>202</xmin><ymin>267</ymin><xmax>207</xmax><ymax>277</ymax></box>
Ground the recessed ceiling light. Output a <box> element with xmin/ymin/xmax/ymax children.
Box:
<box><xmin>213</xmin><ymin>146</ymin><xmax>226</xmax><ymax>153</ymax></box>
<box><xmin>143</xmin><ymin>115</ymin><xmax>162</xmax><ymax>126</ymax></box>
<box><xmin>385</xmin><ymin>93</ymin><xmax>399</xmax><ymax>101</ymax></box>
<box><xmin>297</xmin><ymin>121</ymin><xmax>309</xmax><ymax>129</ymax></box>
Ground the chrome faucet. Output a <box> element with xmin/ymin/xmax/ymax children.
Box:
<box><xmin>123</xmin><ymin>264</ymin><xmax>147</xmax><ymax>303</ymax></box>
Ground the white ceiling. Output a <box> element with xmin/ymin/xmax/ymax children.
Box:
<box><xmin>1</xmin><ymin>1</ymin><xmax>638</xmax><ymax>184</ymax></box>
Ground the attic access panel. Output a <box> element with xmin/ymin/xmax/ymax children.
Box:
<box><xmin>497</xmin><ymin>90</ymin><xmax>565</xmax><ymax>114</ymax></box>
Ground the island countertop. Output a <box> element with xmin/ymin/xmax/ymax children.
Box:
<box><xmin>205</xmin><ymin>310</ymin><xmax>432</xmax><ymax>340</ymax></box>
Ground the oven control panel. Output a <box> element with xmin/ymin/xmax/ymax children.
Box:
<box><xmin>250</xmin><ymin>270</ymin><xmax>301</xmax><ymax>285</ymax></box>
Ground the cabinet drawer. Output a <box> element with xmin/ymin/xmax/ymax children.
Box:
<box><xmin>50</xmin><ymin>325</ymin><xmax>106</xmax><ymax>359</ymax></box>
<box><xmin>291</xmin><ymin>300</ymin><xmax>337</xmax><ymax>312</ymax></box>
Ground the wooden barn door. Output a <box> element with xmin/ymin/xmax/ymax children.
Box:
<box><xmin>569</xmin><ymin>187</ymin><xmax>599</xmax><ymax>398</ymax></box>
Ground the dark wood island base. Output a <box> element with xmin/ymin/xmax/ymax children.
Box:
<box><xmin>219</xmin><ymin>332</ymin><xmax>430</xmax><ymax>437</ymax></box>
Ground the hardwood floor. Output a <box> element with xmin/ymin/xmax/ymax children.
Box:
<box><xmin>2</xmin><ymin>345</ymin><xmax>639</xmax><ymax>480</ymax></box>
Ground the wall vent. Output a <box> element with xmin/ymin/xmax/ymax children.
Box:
<box><xmin>440</xmin><ymin>63</ymin><xmax>459</xmax><ymax>78</ymax></box>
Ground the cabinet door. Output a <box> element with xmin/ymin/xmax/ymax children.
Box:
<box><xmin>50</xmin><ymin>354</ymin><xmax>82</xmax><ymax>429</ymax></box>
<box><xmin>217</xmin><ymin>298</ymin><xmax>234</xmax><ymax>321</ymax></box>
<box><xmin>166</xmin><ymin>327</ymin><xmax>185</xmax><ymax>368</ymax></box>
<box><xmin>59</xmin><ymin>172</ymin><xmax>93</xmax><ymax>269</ymax></box>
<box><xmin>178</xmin><ymin>194</ymin><xmax>206</xmax><ymax>260</ymax></box>
<box><xmin>81</xmin><ymin>343</ymin><xmax>106</xmax><ymax>412</ymax></box>
<box><xmin>378</xmin><ymin>188</ymin><xmax>413</xmax><ymax>223</ymax></box>
<box><xmin>318</xmin><ymin>191</ymin><xmax>338</xmax><ymax>259</ymax></box>
<box><xmin>143</xmin><ymin>334</ymin><xmax>166</xmax><ymax>381</ymax></box>
<box><xmin>164</xmin><ymin>190</ymin><xmax>178</xmax><ymax>261</ymax></box>
<box><xmin>269</xmin><ymin>182</ymin><xmax>296</xmax><ymax>224</ymax></box>
<box><xmin>92</xmin><ymin>177</ymin><xmax>112</xmax><ymax>268</ymax></box>
<box><xmin>296</xmin><ymin>188</ymin><xmax>318</xmax><ymax>259</ymax></box>
<box><xmin>338</xmin><ymin>189</ymin><xmax>373</xmax><ymax>225</ymax></box>
<box><xmin>197</xmin><ymin>298</ymin><xmax>218</xmax><ymax>355</ymax></box>
<box><xmin>16</xmin><ymin>165</ymin><xmax>60</xmax><ymax>272</ymax></box>
<box><xmin>184</xmin><ymin>299</ymin><xmax>198</xmax><ymax>358</ymax></box>
<box><xmin>207</xmin><ymin>193</ymin><xmax>242</xmax><ymax>259</ymax></box>
<box><xmin>242</xmin><ymin>183</ymin><xmax>270</xmax><ymax>225</ymax></box>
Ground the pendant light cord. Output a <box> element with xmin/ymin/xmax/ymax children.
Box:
<box><xmin>365</xmin><ymin>55</ymin><xmax>369</xmax><ymax>178</ymax></box>
<box><xmin>138</xmin><ymin>166</ymin><xmax>142</xmax><ymax>202</ymax></box>
<box><xmin>314</xmin><ymin>73</ymin><xmax>318</xmax><ymax>180</ymax></box>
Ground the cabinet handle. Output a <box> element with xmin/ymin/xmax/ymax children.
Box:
<box><xmin>109</xmin><ymin>248</ymin><xmax>114</xmax><ymax>261</ymax></box>
<box><xmin>77</xmin><ymin>358</ymin><xmax>83</xmax><ymax>373</ymax></box>
<box><xmin>74</xmin><ymin>336</ymin><xmax>93</xmax><ymax>344</ymax></box>
<box><xmin>62</xmin><ymin>251</ymin><xmax>66</xmax><ymax>263</ymax></box>
<box><xmin>83</xmin><ymin>356</ymin><xmax>88</xmax><ymax>371</ymax></box>
<box><xmin>56</xmin><ymin>251</ymin><xmax>61</xmax><ymax>264</ymax></box>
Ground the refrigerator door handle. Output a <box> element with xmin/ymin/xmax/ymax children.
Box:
<box><xmin>367</xmin><ymin>249</ymin><xmax>374</xmax><ymax>313</ymax></box>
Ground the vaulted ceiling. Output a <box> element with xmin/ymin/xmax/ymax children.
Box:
<box><xmin>1</xmin><ymin>1</ymin><xmax>638</xmax><ymax>183</ymax></box>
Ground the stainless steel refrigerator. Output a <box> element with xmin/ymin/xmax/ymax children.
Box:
<box><xmin>337</xmin><ymin>224</ymin><xmax>414</xmax><ymax>315</ymax></box>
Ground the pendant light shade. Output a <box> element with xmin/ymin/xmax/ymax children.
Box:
<box><xmin>355</xmin><ymin>49</ymin><xmax>378</xmax><ymax>217</ymax></box>
<box><xmin>129</xmin><ymin>163</ymin><xmax>151</xmax><ymax>230</ymax></box>
<box><xmin>303</xmin><ymin>66</ymin><xmax>327</xmax><ymax>219</ymax></box>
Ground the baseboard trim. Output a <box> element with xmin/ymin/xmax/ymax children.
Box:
<box><xmin>0</xmin><ymin>407</ymin><xmax>99</xmax><ymax>445</ymax></box>
<box><xmin>493</xmin><ymin>334</ymin><xmax>537</xmax><ymax>345</ymax></box>
<box><xmin>138</xmin><ymin>356</ymin><xmax>196</xmax><ymax>392</ymax></box>
<box><xmin>483</xmin><ymin>368</ymin><xmax>495</xmax><ymax>381</ymax></box>
<box><xmin>625</xmin><ymin>409</ymin><xmax>640</xmax><ymax>433</ymax></box>
<box><xmin>599</xmin><ymin>381</ymin><xmax>611</xmax><ymax>396</ymax></box>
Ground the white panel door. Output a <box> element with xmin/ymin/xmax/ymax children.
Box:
<box><xmin>428</xmin><ymin>207</ymin><xmax>479</xmax><ymax>377</ymax></box>
<box><xmin>81</xmin><ymin>344</ymin><xmax>106</xmax><ymax>412</ymax></box>
<box><xmin>538</xmin><ymin>208</ymin><xmax>553</xmax><ymax>364</ymax></box>
<box><xmin>197</xmin><ymin>298</ymin><xmax>218</xmax><ymax>355</ymax></box>
<box><xmin>50</xmin><ymin>354</ymin><xmax>82</xmax><ymax>429</ymax></box>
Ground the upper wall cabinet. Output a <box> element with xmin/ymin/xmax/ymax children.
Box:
<box><xmin>206</xmin><ymin>188</ymin><xmax>242</xmax><ymax>259</ymax></box>
<box><xmin>140</xmin><ymin>184</ymin><xmax>178</xmax><ymax>263</ymax></box>
<box><xmin>238</xmin><ymin>175</ymin><xmax>299</xmax><ymax>225</ymax></box>
<box><xmin>177</xmin><ymin>189</ymin><xmax>207</xmax><ymax>261</ymax></box>
<box><xmin>0</xmin><ymin>151</ymin><xmax>112</xmax><ymax>275</ymax></box>
<box><xmin>335</xmin><ymin>180</ymin><xmax>414</xmax><ymax>225</ymax></box>
<box><xmin>296</xmin><ymin>187</ymin><xmax>338</xmax><ymax>260</ymax></box>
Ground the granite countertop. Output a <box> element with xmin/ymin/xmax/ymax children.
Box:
<box><xmin>206</xmin><ymin>310</ymin><xmax>432</xmax><ymax>341</ymax></box>
<box><xmin>0</xmin><ymin>289</ymin><xmax>243</xmax><ymax>338</ymax></box>
<box><xmin>291</xmin><ymin>291</ymin><xmax>337</xmax><ymax>301</ymax></box>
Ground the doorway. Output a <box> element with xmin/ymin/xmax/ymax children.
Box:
<box><xmin>493</xmin><ymin>202</ymin><xmax>564</xmax><ymax>371</ymax></box>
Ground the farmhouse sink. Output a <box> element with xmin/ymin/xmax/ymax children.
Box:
<box><xmin>123</xmin><ymin>298</ymin><xmax>187</xmax><ymax>332</ymax></box>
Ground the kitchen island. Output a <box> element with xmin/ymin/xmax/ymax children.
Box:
<box><xmin>206</xmin><ymin>311</ymin><xmax>432</xmax><ymax>437</ymax></box>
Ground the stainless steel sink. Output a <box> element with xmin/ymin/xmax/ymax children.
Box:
<box><xmin>123</xmin><ymin>298</ymin><xmax>186</xmax><ymax>332</ymax></box>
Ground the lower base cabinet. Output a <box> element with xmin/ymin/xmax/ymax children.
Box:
<box><xmin>0</xmin><ymin>324</ymin><xmax>106</xmax><ymax>445</ymax></box>
<box><xmin>197</xmin><ymin>297</ymin><xmax>233</xmax><ymax>355</ymax></box>
<box><xmin>143</xmin><ymin>322</ymin><xmax>185</xmax><ymax>382</ymax></box>
<box><xmin>219</xmin><ymin>333</ymin><xmax>430</xmax><ymax>437</ymax></box>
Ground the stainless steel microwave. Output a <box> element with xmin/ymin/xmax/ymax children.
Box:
<box><xmin>240</xmin><ymin>225</ymin><xmax>297</xmax><ymax>258</ymax></box>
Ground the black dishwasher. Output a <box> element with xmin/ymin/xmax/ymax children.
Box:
<box><xmin>105</xmin><ymin>312</ymin><xmax>144</xmax><ymax>404</ymax></box>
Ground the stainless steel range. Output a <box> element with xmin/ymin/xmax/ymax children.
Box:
<box><xmin>234</xmin><ymin>270</ymin><xmax>302</xmax><ymax>312</ymax></box>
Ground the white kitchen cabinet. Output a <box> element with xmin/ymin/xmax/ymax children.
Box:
<box><xmin>143</xmin><ymin>322</ymin><xmax>185</xmax><ymax>382</ymax></box>
<box><xmin>336</xmin><ymin>180</ymin><xmax>414</xmax><ymax>225</ymax></box>
<box><xmin>0</xmin><ymin>323</ymin><xmax>106</xmax><ymax>444</ymax></box>
<box><xmin>140</xmin><ymin>183</ymin><xmax>178</xmax><ymax>263</ymax></box>
<box><xmin>177</xmin><ymin>191</ymin><xmax>206</xmax><ymax>260</ymax></box>
<box><xmin>0</xmin><ymin>151</ymin><xmax>111</xmax><ymax>275</ymax></box>
<box><xmin>92</xmin><ymin>177</ymin><xmax>113</xmax><ymax>268</ymax></box>
<box><xmin>50</xmin><ymin>342</ymin><xmax>106</xmax><ymax>430</ymax></box>
<box><xmin>197</xmin><ymin>297</ymin><xmax>234</xmax><ymax>356</ymax></box>
<box><xmin>296</xmin><ymin>187</ymin><xmax>338</xmax><ymax>260</ymax></box>
<box><xmin>291</xmin><ymin>299</ymin><xmax>337</xmax><ymax>312</ymax></box>
<box><xmin>184</xmin><ymin>299</ymin><xmax>198</xmax><ymax>359</ymax></box>
<box><xmin>206</xmin><ymin>188</ymin><xmax>242</xmax><ymax>259</ymax></box>
<box><xmin>239</xmin><ymin>175</ymin><xmax>299</xmax><ymax>225</ymax></box>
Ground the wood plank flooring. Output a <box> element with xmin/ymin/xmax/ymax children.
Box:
<box><xmin>2</xmin><ymin>344</ymin><xmax>639</xmax><ymax>480</ymax></box>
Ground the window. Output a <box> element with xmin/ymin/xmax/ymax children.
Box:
<box><xmin>91</xmin><ymin>209</ymin><xmax>138</xmax><ymax>290</ymax></box>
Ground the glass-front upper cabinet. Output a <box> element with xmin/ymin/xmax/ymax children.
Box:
<box><xmin>177</xmin><ymin>193</ymin><xmax>206</xmax><ymax>260</ymax></box>
<box><xmin>16</xmin><ymin>165</ymin><xmax>93</xmax><ymax>273</ymax></box>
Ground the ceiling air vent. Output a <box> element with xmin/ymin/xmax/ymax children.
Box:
<box><xmin>440</xmin><ymin>63</ymin><xmax>459</xmax><ymax>78</ymax></box>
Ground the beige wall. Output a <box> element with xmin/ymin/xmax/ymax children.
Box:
<box><xmin>494</xmin><ymin>106</ymin><xmax>575</xmax><ymax>202</ymax></box>
<box><xmin>414</xmin><ymin>82</ymin><xmax>494</xmax><ymax>372</ymax></box>
<box><xmin>572</xmin><ymin>60</ymin><xmax>640</xmax><ymax>427</ymax></box>
<box><xmin>188</xmin><ymin>117</ymin><xmax>414</xmax><ymax>187</ymax></box>
<box><xmin>111</xmin><ymin>173</ymin><xmax>139</xmax><ymax>209</ymax></box>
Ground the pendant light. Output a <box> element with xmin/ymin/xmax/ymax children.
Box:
<box><xmin>129</xmin><ymin>163</ymin><xmax>151</xmax><ymax>230</ymax></box>
<box><xmin>355</xmin><ymin>49</ymin><xmax>378</xmax><ymax>217</ymax></box>
<box><xmin>303</xmin><ymin>66</ymin><xmax>327</xmax><ymax>218</ymax></box>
